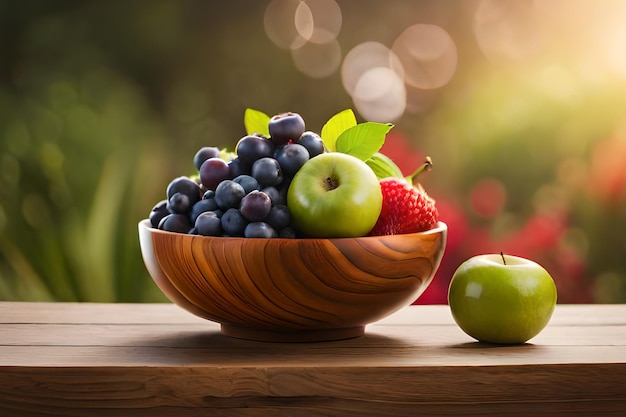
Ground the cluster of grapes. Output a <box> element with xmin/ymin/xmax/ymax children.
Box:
<box><xmin>149</xmin><ymin>112</ymin><xmax>325</xmax><ymax>238</ymax></box>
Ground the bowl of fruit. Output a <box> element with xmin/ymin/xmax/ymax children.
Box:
<box><xmin>139</xmin><ymin>109</ymin><xmax>447</xmax><ymax>342</ymax></box>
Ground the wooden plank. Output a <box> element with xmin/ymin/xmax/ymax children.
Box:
<box><xmin>1</xmin><ymin>303</ymin><xmax>626</xmax><ymax>416</ymax></box>
<box><xmin>2</xmin><ymin>322</ymin><xmax>626</xmax><ymax>348</ymax></box>
<box><xmin>1</xmin><ymin>365</ymin><xmax>625</xmax><ymax>416</ymax></box>
<box><xmin>2</xmin><ymin>343</ymin><xmax>626</xmax><ymax>367</ymax></box>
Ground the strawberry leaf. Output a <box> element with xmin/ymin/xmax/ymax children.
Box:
<box><xmin>336</xmin><ymin>122</ymin><xmax>394</xmax><ymax>161</ymax></box>
<box><xmin>320</xmin><ymin>109</ymin><xmax>357</xmax><ymax>152</ymax></box>
<box><xmin>244</xmin><ymin>108</ymin><xmax>270</xmax><ymax>137</ymax></box>
<box><xmin>366</xmin><ymin>152</ymin><xmax>404</xmax><ymax>180</ymax></box>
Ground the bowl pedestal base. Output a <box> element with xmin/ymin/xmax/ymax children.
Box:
<box><xmin>221</xmin><ymin>324</ymin><xmax>365</xmax><ymax>342</ymax></box>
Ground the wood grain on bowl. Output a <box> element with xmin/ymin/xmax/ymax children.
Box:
<box><xmin>139</xmin><ymin>220</ymin><xmax>446</xmax><ymax>341</ymax></box>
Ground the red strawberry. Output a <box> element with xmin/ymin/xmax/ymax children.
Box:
<box><xmin>368</xmin><ymin>158</ymin><xmax>439</xmax><ymax>236</ymax></box>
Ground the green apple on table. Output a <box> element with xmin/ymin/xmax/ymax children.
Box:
<box><xmin>448</xmin><ymin>253</ymin><xmax>558</xmax><ymax>344</ymax></box>
<box><xmin>287</xmin><ymin>152</ymin><xmax>383</xmax><ymax>238</ymax></box>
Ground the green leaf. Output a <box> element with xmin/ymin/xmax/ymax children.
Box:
<box><xmin>366</xmin><ymin>152</ymin><xmax>404</xmax><ymax>180</ymax></box>
<box><xmin>336</xmin><ymin>122</ymin><xmax>394</xmax><ymax>161</ymax></box>
<box><xmin>244</xmin><ymin>108</ymin><xmax>270</xmax><ymax>137</ymax></box>
<box><xmin>321</xmin><ymin>109</ymin><xmax>357</xmax><ymax>152</ymax></box>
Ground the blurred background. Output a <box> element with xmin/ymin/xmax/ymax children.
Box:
<box><xmin>2</xmin><ymin>0</ymin><xmax>626</xmax><ymax>304</ymax></box>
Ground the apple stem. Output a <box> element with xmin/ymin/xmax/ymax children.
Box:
<box><xmin>500</xmin><ymin>251</ymin><xmax>506</xmax><ymax>265</ymax></box>
<box><xmin>323</xmin><ymin>176</ymin><xmax>339</xmax><ymax>191</ymax></box>
<box><xmin>407</xmin><ymin>157</ymin><xmax>433</xmax><ymax>187</ymax></box>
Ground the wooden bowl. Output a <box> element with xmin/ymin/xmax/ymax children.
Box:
<box><xmin>139</xmin><ymin>219</ymin><xmax>447</xmax><ymax>342</ymax></box>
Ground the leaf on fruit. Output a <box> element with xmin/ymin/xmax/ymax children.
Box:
<box><xmin>336</xmin><ymin>122</ymin><xmax>394</xmax><ymax>161</ymax></box>
<box><xmin>244</xmin><ymin>108</ymin><xmax>270</xmax><ymax>137</ymax></box>
<box><xmin>366</xmin><ymin>152</ymin><xmax>404</xmax><ymax>180</ymax></box>
<box><xmin>320</xmin><ymin>109</ymin><xmax>357</xmax><ymax>152</ymax></box>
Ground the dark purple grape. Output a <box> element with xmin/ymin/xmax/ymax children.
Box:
<box><xmin>158</xmin><ymin>213</ymin><xmax>192</xmax><ymax>233</ymax></box>
<box><xmin>274</xmin><ymin>143</ymin><xmax>309</xmax><ymax>177</ymax></box>
<box><xmin>232</xmin><ymin>175</ymin><xmax>260</xmax><ymax>194</ymax></box>
<box><xmin>251</xmin><ymin>157</ymin><xmax>283</xmax><ymax>187</ymax></box>
<box><xmin>203</xmin><ymin>189</ymin><xmax>215</xmax><ymax>200</ymax></box>
<box><xmin>297</xmin><ymin>131</ymin><xmax>325</xmax><ymax>158</ymax></box>
<box><xmin>149</xmin><ymin>199</ymin><xmax>169</xmax><ymax>228</ymax></box>
<box><xmin>199</xmin><ymin>158</ymin><xmax>231</xmax><ymax>191</ymax></box>
<box><xmin>268</xmin><ymin>112</ymin><xmax>305</xmax><ymax>146</ymax></box>
<box><xmin>244</xmin><ymin>222</ymin><xmax>278</xmax><ymax>238</ymax></box>
<box><xmin>166</xmin><ymin>177</ymin><xmax>201</xmax><ymax>206</ymax></box>
<box><xmin>190</xmin><ymin>198</ymin><xmax>219</xmax><ymax>224</ymax></box>
<box><xmin>236</xmin><ymin>135</ymin><xmax>275</xmax><ymax>166</ymax></box>
<box><xmin>167</xmin><ymin>192</ymin><xmax>191</xmax><ymax>214</ymax></box>
<box><xmin>220</xmin><ymin>208</ymin><xmax>248</xmax><ymax>236</ymax></box>
<box><xmin>195</xmin><ymin>212</ymin><xmax>223</xmax><ymax>236</ymax></box>
<box><xmin>214</xmin><ymin>180</ymin><xmax>246</xmax><ymax>210</ymax></box>
<box><xmin>266</xmin><ymin>204</ymin><xmax>291</xmax><ymax>230</ymax></box>
<box><xmin>240</xmin><ymin>190</ymin><xmax>272</xmax><ymax>222</ymax></box>
<box><xmin>193</xmin><ymin>146</ymin><xmax>221</xmax><ymax>171</ymax></box>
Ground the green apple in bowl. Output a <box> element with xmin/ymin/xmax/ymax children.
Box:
<box><xmin>287</xmin><ymin>152</ymin><xmax>382</xmax><ymax>238</ymax></box>
<box><xmin>448</xmin><ymin>253</ymin><xmax>557</xmax><ymax>344</ymax></box>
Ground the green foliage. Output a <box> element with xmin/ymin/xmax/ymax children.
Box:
<box><xmin>0</xmin><ymin>71</ymin><xmax>172</xmax><ymax>301</ymax></box>
<box><xmin>243</xmin><ymin>108</ymin><xmax>271</xmax><ymax>137</ymax></box>
<box><xmin>321</xmin><ymin>109</ymin><xmax>357</xmax><ymax>152</ymax></box>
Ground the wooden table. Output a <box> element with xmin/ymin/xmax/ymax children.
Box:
<box><xmin>1</xmin><ymin>302</ymin><xmax>625</xmax><ymax>416</ymax></box>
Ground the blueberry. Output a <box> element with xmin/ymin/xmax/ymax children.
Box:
<box><xmin>266</xmin><ymin>204</ymin><xmax>291</xmax><ymax>230</ymax></box>
<box><xmin>214</xmin><ymin>180</ymin><xmax>246</xmax><ymax>210</ymax></box>
<box><xmin>220</xmin><ymin>208</ymin><xmax>248</xmax><ymax>236</ymax></box>
<box><xmin>167</xmin><ymin>192</ymin><xmax>191</xmax><ymax>214</ymax></box>
<box><xmin>211</xmin><ymin>209</ymin><xmax>224</xmax><ymax>218</ymax></box>
<box><xmin>278</xmin><ymin>227</ymin><xmax>297</xmax><ymax>239</ymax></box>
<box><xmin>297</xmin><ymin>131</ymin><xmax>325</xmax><ymax>158</ymax></box>
<box><xmin>193</xmin><ymin>146</ymin><xmax>221</xmax><ymax>171</ymax></box>
<box><xmin>190</xmin><ymin>198</ymin><xmax>219</xmax><ymax>224</ymax></box>
<box><xmin>228</xmin><ymin>157</ymin><xmax>248</xmax><ymax>178</ymax></box>
<box><xmin>195</xmin><ymin>212</ymin><xmax>223</xmax><ymax>236</ymax></box>
<box><xmin>268</xmin><ymin>112</ymin><xmax>305</xmax><ymax>146</ymax></box>
<box><xmin>252</xmin><ymin>157</ymin><xmax>283</xmax><ymax>187</ymax></box>
<box><xmin>274</xmin><ymin>143</ymin><xmax>309</xmax><ymax>177</ymax></box>
<box><xmin>236</xmin><ymin>135</ymin><xmax>275</xmax><ymax>166</ymax></box>
<box><xmin>240</xmin><ymin>190</ymin><xmax>272</xmax><ymax>222</ymax></box>
<box><xmin>149</xmin><ymin>199</ymin><xmax>169</xmax><ymax>228</ymax></box>
<box><xmin>158</xmin><ymin>213</ymin><xmax>192</xmax><ymax>234</ymax></box>
<box><xmin>260</xmin><ymin>186</ymin><xmax>279</xmax><ymax>206</ymax></box>
<box><xmin>166</xmin><ymin>176</ymin><xmax>201</xmax><ymax>206</ymax></box>
<box><xmin>232</xmin><ymin>175</ymin><xmax>260</xmax><ymax>194</ymax></box>
<box><xmin>244</xmin><ymin>222</ymin><xmax>278</xmax><ymax>238</ymax></box>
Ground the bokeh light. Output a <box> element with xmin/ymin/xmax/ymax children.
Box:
<box><xmin>265</xmin><ymin>0</ymin><xmax>342</xmax><ymax>79</ymax></box>
<box><xmin>291</xmin><ymin>39</ymin><xmax>342</xmax><ymax>78</ymax></box>
<box><xmin>473</xmin><ymin>0</ymin><xmax>540</xmax><ymax>64</ymax></box>
<box><xmin>353</xmin><ymin>67</ymin><xmax>406</xmax><ymax>122</ymax></box>
<box><xmin>341</xmin><ymin>42</ymin><xmax>406</xmax><ymax>121</ymax></box>
<box><xmin>391</xmin><ymin>24</ymin><xmax>458</xmax><ymax>90</ymax></box>
<box><xmin>294</xmin><ymin>0</ymin><xmax>342</xmax><ymax>44</ymax></box>
<box><xmin>264</xmin><ymin>0</ymin><xmax>308</xmax><ymax>50</ymax></box>
<box><xmin>341</xmin><ymin>42</ymin><xmax>404</xmax><ymax>96</ymax></box>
